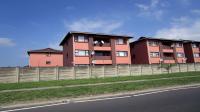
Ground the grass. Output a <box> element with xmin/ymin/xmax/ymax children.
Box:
<box><xmin>0</xmin><ymin>71</ymin><xmax>200</xmax><ymax>91</ymax></box>
<box><xmin>0</xmin><ymin>74</ymin><xmax>200</xmax><ymax>105</ymax></box>
<box><xmin>0</xmin><ymin>72</ymin><xmax>200</xmax><ymax>105</ymax></box>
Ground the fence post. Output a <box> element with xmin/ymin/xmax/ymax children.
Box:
<box><xmin>151</xmin><ymin>64</ymin><xmax>153</xmax><ymax>75</ymax></box>
<box><xmin>55</xmin><ymin>67</ymin><xmax>59</xmax><ymax>80</ymax></box>
<box><xmin>160</xmin><ymin>64</ymin><xmax>162</xmax><ymax>74</ymax></box>
<box><xmin>178</xmin><ymin>64</ymin><xmax>181</xmax><ymax>72</ymax></box>
<box><xmin>73</xmin><ymin>67</ymin><xmax>76</xmax><ymax>79</ymax></box>
<box><xmin>194</xmin><ymin>63</ymin><xmax>197</xmax><ymax>71</ymax></box>
<box><xmin>102</xmin><ymin>65</ymin><xmax>105</xmax><ymax>78</ymax></box>
<box><xmin>140</xmin><ymin>65</ymin><xmax>143</xmax><ymax>75</ymax></box>
<box><xmin>129</xmin><ymin>64</ymin><xmax>131</xmax><ymax>76</ymax></box>
<box><xmin>16</xmin><ymin>67</ymin><xmax>20</xmax><ymax>83</ymax></box>
<box><xmin>37</xmin><ymin>67</ymin><xmax>40</xmax><ymax>81</ymax></box>
<box><xmin>115</xmin><ymin>65</ymin><xmax>118</xmax><ymax>76</ymax></box>
<box><xmin>186</xmin><ymin>63</ymin><xmax>189</xmax><ymax>72</ymax></box>
<box><xmin>88</xmin><ymin>66</ymin><xmax>91</xmax><ymax>78</ymax></box>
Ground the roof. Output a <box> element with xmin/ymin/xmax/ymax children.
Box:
<box><xmin>183</xmin><ymin>40</ymin><xmax>200</xmax><ymax>43</ymax></box>
<box><xmin>60</xmin><ymin>31</ymin><xmax>133</xmax><ymax>45</ymax></box>
<box><xmin>27</xmin><ymin>48</ymin><xmax>62</xmax><ymax>55</ymax></box>
<box><xmin>131</xmin><ymin>37</ymin><xmax>184</xmax><ymax>44</ymax></box>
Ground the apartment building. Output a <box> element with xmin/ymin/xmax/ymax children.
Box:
<box><xmin>130</xmin><ymin>37</ymin><xmax>186</xmax><ymax>64</ymax></box>
<box><xmin>183</xmin><ymin>40</ymin><xmax>200</xmax><ymax>63</ymax></box>
<box><xmin>59</xmin><ymin>31</ymin><xmax>132</xmax><ymax>66</ymax></box>
<box><xmin>28</xmin><ymin>48</ymin><xmax>63</xmax><ymax>67</ymax></box>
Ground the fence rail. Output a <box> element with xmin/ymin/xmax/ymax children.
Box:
<box><xmin>0</xmin><ymin>63</ymin><xmax>200</xmax><ymax>83</ymax></box>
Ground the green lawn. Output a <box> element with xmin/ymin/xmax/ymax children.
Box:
<box><xmin>0</xmin><ymin>74</ymin><xmax>200</xmax><ymax>105</ymax></box>
<box><xmin>0</xmin><ymin>71</ymin><xmax>200</xmax><ymax>91</ymax></box>
<box><xmin>0</xmin><ymin>71</ymin><xmax>200</xmax><ymax>105</ymax></box>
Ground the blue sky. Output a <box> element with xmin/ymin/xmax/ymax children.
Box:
<box><xmin>0</xmin><ymin>0</ymin><xmax>200</xmax><ymax>66</ymax></box>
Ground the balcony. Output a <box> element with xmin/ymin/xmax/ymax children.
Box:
<box><xmin>163</xmin><ymin>57</ymin><xmax>175</xmax><ymax>60</ymax></box>
<box><xmin>162</xmin><ymin>45</ymin><xmax>174</xmax><ymax>53</ymax></box>
<box><xmin>93</xmin><ymin>56</ymin><xmax>112</xmax><ymax>60</ymax></box>
<box><xmin>94</xmin><ymin>43</ymin><xmax>111</xmax><ymax>47</ymax></box>
<box><xmin>163</xmin><ymin>57</ymin><xmax>175</xmax><ymax>64</ymax></box>
<box><xmin>93</xmin><ymin>42</ymin><xmax>111</xmax><ymax>51</ymax></box>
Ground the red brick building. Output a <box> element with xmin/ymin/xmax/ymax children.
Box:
<box><xmin>28</xmin><ymin>48</ymin><xmax>63</xmax><ymax>67</ymax></box>
<box><xmin>183</xmin><ymin>40</ymin><xmax>200</xmax><ymax>63</ymax></box>
<box><xmin>130</xmin><ymin>37</ymin><xmax>186</xmax><ymax>64</ymax></box>
<box><xmin>60</xmin><ymin>31</ymin><xmax>132</xmax><ymax>66</ymax></box>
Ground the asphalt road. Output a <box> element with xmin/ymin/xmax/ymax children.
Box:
<box><xmin>2</xmin><ymin>86</ymin><xmax>200</xmax><ymax>112</ymax></box>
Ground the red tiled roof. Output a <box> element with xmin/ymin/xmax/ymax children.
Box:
<box><xmin>27</xmin><ymin>48</ymin><xmax>62</xmax><ymax>55</ymax></box>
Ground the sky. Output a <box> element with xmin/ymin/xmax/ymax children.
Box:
<box><xmin>0</xmin><ymin>0</ymin><xmax>200</xmax><ymax>66</ymax></box>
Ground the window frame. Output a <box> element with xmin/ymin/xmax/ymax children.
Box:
<box><xmin>150</xmin><ymin>52</ymin><xmax>160</xmax><ymax>58</ymax></box>
<box><xmin>192</xmin><ymin>43</ymin><xmax>198</xmax><ymax>48</ymax></box>
<box><xmin>176</xmin><ymin>43</ymin><xmax>183</xmax><ymax>48</ymax></box>
<box><xmin>116</xmin><ymin>51</ymin><xmax>128</xmax><ymax>57</ymax></box>
<box><xmin>74</xmin><ymin>35</ymin><xmax>88</xmax><ymax>43</ymax></box>
<box><xmin>148</xmin><ymin>41</ymin><xmax>159</xmax><ymax>47</ymax></box>
<box><xmin>75</xmin><ymin>50</ymin><xmax>89</xmax><ymax>57</ymax></box>
<box><xmin>177</xmin><ymin>52</ymin><xmax>185</xmax><ymax>58</ymax></box>
<box><xmin>116</xmin><ymin>38</ymin><xmax>126</xmax><ymax>45</ymax></box>
<box><xmin>194</xmin><ymin>53</ymin><xmax>200</xmax><ymax>58</ymax></box>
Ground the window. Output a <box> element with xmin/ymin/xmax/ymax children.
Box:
<box><xmin>149</xmin><ymin>41</ymin><xmax>159</xmax><ymax>46</ymax></box>
<box><xmin>116</xmin><ymin>51</ymin><xmax>128</xmax><ymax>56</ymax></box>
<box><xmin>116</xmin><ymin>38</ymin><xmax>125</xmax><ymax>44</ymax></box>
<box><xmin>177</xmin><ymin>53</ymin><xmax>184</xmax><ymax>58</ymax></box>
<box><xmin>194</xmin><ymin>53</ymin><xmax>200</xmax><ymax>58</ymax></box>
<box><xmin>192</xmin><ymin>44</ymin><xmax>197</xmax><ymax>48</ymax></box>
<box><xmin>74</xmin><ymin>35</ymin><xmax>88</xmax><ymax>42</ymax></box>
<box><xmin>46</xmin><ymin>61</ymin><xmax>51</xmax><ymax>65</ymax></box>
<box><xmin>176</xmin><ymin>43</ymin><xmax>182</xmax><ymax>47</ymax></box>
<box><xmin>75</xmin><ymin>50</ymin><xmax>89</xmax><ymax>56</ymax></box>
<box><xmin>150</xmin><ymin>52</ymin><xmax>160</xmax><ymax>57</ymax></box>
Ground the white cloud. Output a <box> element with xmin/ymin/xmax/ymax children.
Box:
<box><xmin>136</xmin><ymin>0</ymin><xmax>165</xmax><ymax>19</ymax></box>
<box><xmin>191</xmin><ymin>9</ymin><xmax>200</xmax><ymax>15</ymax></box>
<box><xmin>0</xmin><ymin>38</ymin><xmax>15</xmax><ymax>47</ymax></box>
<box><xmin>171</xmin><ymin>16</ymin><xmax>191</xmax><ymax>26</ymax></box>
<box><xmin>155</xmin><ymin>17</ymin><xmax>200</xmax><ymax>41</ymax></box>
<box><xmin>65</xmin><ymin>18</ymin><xmax>123</xmax><ymax>33</ymax></box>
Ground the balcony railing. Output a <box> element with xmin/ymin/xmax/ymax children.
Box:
<box><xmin>93</xmin><ymin>56</ymin><xmax>112</xmax><ymax>60</ymax></box>
<box><xmin>163</xmin><ymin>57</ymin><xmax>175</xmax><ymax>60</ymax></box>
<box><xmin>94</xmin><ymin>43</ymin><xmax>111</xmax><ymax>47</ymax></box>
<box><xmin>162</xmin><ymin>45</ymin><xmax>173</xmax><ymax>49</ymax></box>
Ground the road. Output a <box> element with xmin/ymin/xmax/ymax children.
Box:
<box><xmin>1</xmin><ymin>86</ymin><xmax>200</xmax><ymax>112</ymax></box>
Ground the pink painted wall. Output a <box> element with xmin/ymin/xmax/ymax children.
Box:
<box><xmin>95</xmin><ymin>60</ymin><xmax>112</xmax><ymax>64</ymax></box>
<box><xmin>74</xmin><ymin>43</ymin><xmax>89</xmax><ymax>50</ymax></box>
<box><xmin>74</xmin><ymin>57</ymin><xmax>90</xmax><ymax>64</ymax></box>
<box><xmin>29</xmin><ymin>53</ymin><xmax>63</xmax><ymax>67</ymax></box>
<box><xmin>115</xmin><ymin>41</ymin><xmax>131</xmax><ymax>64</ymax></box>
